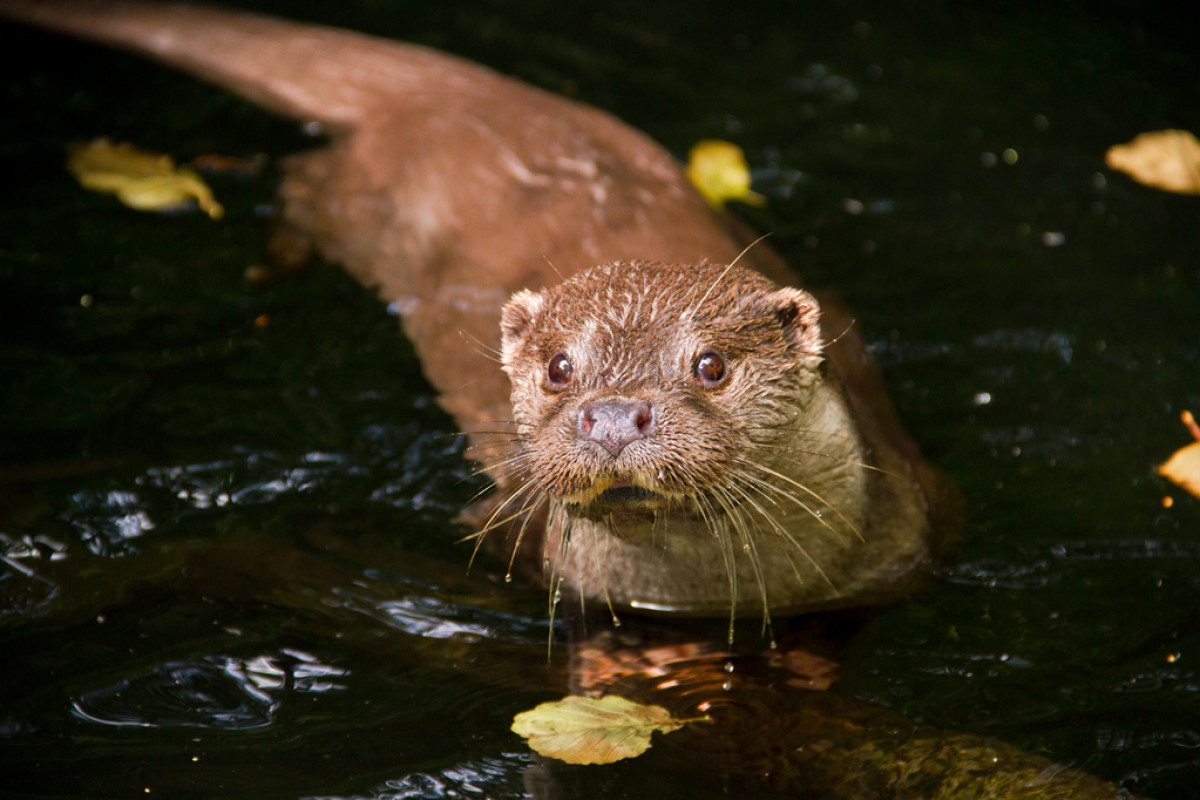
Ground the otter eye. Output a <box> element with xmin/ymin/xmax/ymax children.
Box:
<box><xmin>694</xmin><ymin>351</ymin><xmax>727</xmax><ymax>387</ymax></box>
<box><xmin>545</xmin><ymin>352</ymin><xmax>573</xmax><ymax>389</ymax></box>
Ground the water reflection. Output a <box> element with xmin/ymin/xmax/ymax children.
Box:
<box><xmin>303</xmin><ymin>754</ymin><xmax>530</xmax><ymax>800</ymax></box>
<box><xmin>335</xmin><ymin>585</ymin><xmax>554</xmax><ymax>646</ymax></box>
<box><xmin>64</xmin><ymin>488</ymin><xmax>155</xmax><ymax>556</ymax></box>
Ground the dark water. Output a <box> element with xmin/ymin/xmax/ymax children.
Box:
<box><xmin>2</xmin><ymin>1</ymin><xmax>1198</xmax><ymax>798</ymax></box>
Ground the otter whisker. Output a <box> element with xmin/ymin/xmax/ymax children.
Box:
<box><xmin>685</xmin><ymin>234</ymin><xmax>770</xmax><ymax>322</ymax></box>
<box><xmin>457</xmin><ymin>329</ymin><xmax>503</xmax><ymax>363</ymax></box>
<box><xmin>739</xmin><ymin>423</ymin><xmax>861</xmax><ymax>444</ymax></box>
<box><xmin>541</xmin><ymin>254</ymin><xmax>566</xmax><ymax>282</ymax></box>
<box><xmin>505</xmin><ymin>491</ymin><xmax>546</xmax><ymax>581</ymax></box>
<box><xmin>457</xmin><ymin>507</ymin><xmax>524</xmax><ymax>545</ymax></box>
<box><xmin>465</xmin><ymin>475</ymin><xmax>543</xmax><ymax>568</ymax></box>
<box><xmin>722</xmin><ymin>473</ymin><xmax>812</xmax><ymax>583</ymax></box>
<box><xmin>715</xmin><ymin>482</ymin><xmax>774</xmax><ymax>638</ymax></box>
<box><xmin>454</xmin><ymin>432</ymin><xmax>526</xmax><ymax>443</ymax></box>
<box><xmin>750</xmin><ymin>439</ymin><xmax>894</xmax><ymax>476</ymax></box>
<box><xmin>544</xmin><ymin>503</ymin><xmax>574</xmax><ymax>654</ymax></box>
<box><xmin>700</xmin><ymin>484</ymin><xmax>743</xmax><ymax>644</ymax></box>
<box><xmin>732</xmin><ymin>458</ymin><xmax>851</xmax><ymax>541</ymax></box>
<box><xmin>821</xmin><ymin>316</ymin><xmax>857</xmax><ymax>348</ymax></box>
<box><xmin>460</xmin><ymin>446</ymin><xmax>531</xmax><ymax>476</ymax></box>
<box><xmin>739</xmin><ymin>458</ymin><xmax>865</xmax><ymax>543</ymax></box>
<box><xmin>725</xmin><ymin>473</ymin><xmax>841</xmax><ymax>594</ymax></box>
<box><xmin>474</xmin><ymin>451</ymin><xmax>542</xmax><ymax>488</ymax></box>
<box><xmin>466</xmin><ymin>448</ymin><xmax>534</xmax><ymax>478</ymax></box>
<box><xmin>587</xmin><ymin>518</ymin><xmax>621</xmax><ymax>628</ymax></box>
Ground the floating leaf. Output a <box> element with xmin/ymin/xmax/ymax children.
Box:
<box><xmin>685</xmin><ymin>139</ymin><xmax>766</xmax><ymax>210</ymax></box>
<box><xmin>1160</xmin><ymin>443</ymin><xmax>1200</xmax><ymax>499</ymax></box>
<box><xmin>511</xmin><ymin>694</ymin><xmax>701</xmax><ymax>765</ymax></box>
<box><xmin>1105</xmin><ymin>130</ymin><xmax>1200</xmax><ymax>196</ymax></box>
<box><xmin>66</xmin><ymin>138</ymin><xmax>224</xmax><ymax>219</ymax></box>
<box><xmin>1160</xmin><ymin>411</ymin><xmax>1200</xmax><ymax>500</ymax></box>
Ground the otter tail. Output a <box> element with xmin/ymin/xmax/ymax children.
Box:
<box><xmin>0</xmin><ymin>0</ymin><xmax>495</xmax><ymax>129</ymax></box>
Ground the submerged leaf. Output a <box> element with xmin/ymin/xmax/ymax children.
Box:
<box><xmin>511</xmin><ymin>694</ymin><xmax>700</xmax><ymax>765</ymax></box>
<box><xmin>685</xmin><ymin>139</ymin><xmax>766</xmax><ymax>210</ymax></box>
<box><xmin>66</xmin><ymin>138</ymin><xmax>224</xmax><ymax>219</ymax></box>
<box><xmin>1105</xmin><ymin>130</ymin><xmax>1200</xmax><ymax>196</ymax></box>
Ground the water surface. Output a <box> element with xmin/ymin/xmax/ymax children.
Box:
<box><xmin>1</xmin><ymin>1</ymin><xmax>1198</xmax><ymax>798</ymax></box>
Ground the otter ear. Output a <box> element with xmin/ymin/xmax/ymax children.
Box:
<box><xmin>768</xmin><ymin>287</ymin><xmax>822</xmax><ymax>356</ymax></box>
<box><xmin>500</xmin><ymin>288</ymin><xmax>546</xmax><ymax>357</ymax></box>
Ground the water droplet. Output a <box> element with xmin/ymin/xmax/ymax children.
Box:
<box><xmin>724</xmin><ymin>662</ymin><xmax>735</xmax><ymax>673</ymax></box>
<box><xmin>504</xmin><ymin>574</ymin><xmax>513</xmax><ymax>583</ymax></box>
<box><xmin>722</xmin><ymin>680</ymin><xmax>733</xmax><ymax>691</ymax></box>
<box><xmin>611</xmin><ymin>615</ymin><xmax>621</xmax><ymax>627</ymax></box>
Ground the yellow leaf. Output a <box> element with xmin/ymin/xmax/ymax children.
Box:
<box><xmin>1105</xmin><ymin>130</ymin><xmax>1200</xmax><ymax>196</ymax></box>
<box><xmin>511</xmin><ymin>694</ymin><xmax>700</xmax><ymax>765</ymax></box>
<box><xmin>66</xmin><ymin>139</ymin><xmax>224</xmax><ymax>219</ymax></box>
<box><xmin>685</xmin><ymin>139</ymin><xmax>766</xmax><ymax>210</ymax></box>
<box><xmin>1160</xmin><ymin>442</ymin><xmax>1200</xmax><ymax>500</ymax></box>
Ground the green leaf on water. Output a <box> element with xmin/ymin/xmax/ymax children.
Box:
<box><xmin>511</xmin><ymin>694</ymin><xmax>702</xmax><ymax>765</ymax></box>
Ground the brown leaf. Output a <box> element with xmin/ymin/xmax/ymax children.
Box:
<box><xmin>1105</xmin><ymin>130</ymin><xmax>1200</xmax><ymax>196</ymax></box>
<box><xmin>511</xmin><ymin>694</ymin><xmax>700</xmax><ymax>765</ymax></box>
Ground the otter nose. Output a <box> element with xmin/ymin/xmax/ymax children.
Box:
<box><xmin>577</xmin><ymin>400</ymin><xmax>654</xmax><ymax>457</ymax></box>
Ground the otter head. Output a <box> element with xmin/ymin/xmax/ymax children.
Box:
<box><xmin>498</xmin><ymin>260</ymin><xmax>824</xmax><ymax>529</ymax></box>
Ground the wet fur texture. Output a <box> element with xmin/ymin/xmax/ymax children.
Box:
<box><xmin>495</xmin><ymin>261</ymin><xmax>930</xmax><ymax>619</ymax></box>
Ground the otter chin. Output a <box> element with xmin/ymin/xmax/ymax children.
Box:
<box><xmin>497</xmin><ymin>260</ymin><xmax>934</xmax><ymax>619</ymax></box>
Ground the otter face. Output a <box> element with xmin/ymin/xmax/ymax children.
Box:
<box><xmin>498</xmin><ymin>261</ymin><xmax>823</xmax><ymax>529</ymax></box>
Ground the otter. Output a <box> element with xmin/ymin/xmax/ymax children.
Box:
<box><xmin>0</xmin><ymin>0</ymin><xmax>951</xmax><ymax>620</ymax></box>
<box><xmin>499</xmin><ymin>260</ymin><xmax>936</xmax><ymax>619</ymax></box>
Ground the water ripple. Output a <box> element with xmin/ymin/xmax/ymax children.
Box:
<box><xmin>944</xmin><ymin>538</ymin><xmax>1200</xmax><ymax>589</ymax></box>
<box><xmin>337</xmin><ymin>588</ymin><xmax>551</xmax><ymax>646</ymax></box>
<box><xmin>303</xmin><ymin>754</ymin><xmax>528</xmax><ymax>800</ymax></box>
<box><xmin>70</xmin><ymin>649</ymin><xmax>346</xmax><ymax>730</ymax></box>
<box><xmin>60</xmin><ymin>489</ymin><xmax>155</xmax><ymax>556</ymax></box>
